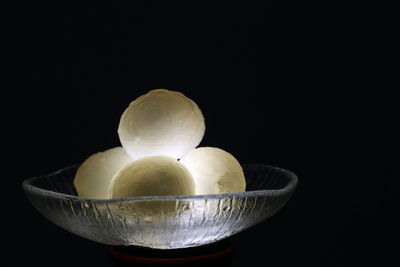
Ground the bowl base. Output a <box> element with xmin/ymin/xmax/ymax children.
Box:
<box><xmin>109</xmin><ymin>239</ymin><xmax>235</xmax><ymax>266</ymax></box>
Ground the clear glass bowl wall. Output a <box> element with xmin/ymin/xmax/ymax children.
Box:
<box><xmin>23</xmin><ymin>164</ymin><xmax>298</xmax><ymax>249</ymax></box>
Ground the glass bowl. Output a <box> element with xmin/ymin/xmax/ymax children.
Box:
<box><xmin>22</xmin><ymin>164</ymin><xmax>298</xmax><ymax>249</ymax></box>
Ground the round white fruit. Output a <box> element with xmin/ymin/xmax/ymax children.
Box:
<box><xmin>74</xmin><ymin>147</ymin><xmax>134</xmax><ymax>199</ymax></box>
<box><xmin>180</xmin><ymin>147</ymin><xmax>246</xmax><ymax>195</ymax></box>
<box><xmin>109</xmin><ymin>156</ymin><xmax>195</xmax><ymax>199</ymax></box>
<box><xmin>118</xmin><ymin>89</ymin><xmax>205</xmax><ymax>160</ymax></box>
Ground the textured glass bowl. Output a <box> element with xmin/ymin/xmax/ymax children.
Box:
<box><xmin>22</xmin><ymin>164</ymin><xmax>298</xmax><ymax>249</ymax></box>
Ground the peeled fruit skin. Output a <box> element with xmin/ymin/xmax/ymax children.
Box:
<box><xmin>74</xmin><ymin>147</ymin><xmax>134</xmax><ymax>199</ymax></box>
<box><xmin>180</xmin><ymin>147</ymin><xmax>246</xmax><ymax>195</ymax></box>
<box><xmin>118</xmin><ymin>89</ymin><xmax>205</xmax><ymax>160</ymax></box>
<box><xmin>109</xmin><ymin>156</ymin><xmax>195</xmax><ymax>199</ymax></box>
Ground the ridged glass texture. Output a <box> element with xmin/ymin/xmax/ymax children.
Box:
<box><xmin>22</xmin><ymin>164</ymin><xmax>298</xmax><ymax>249</ymax></box>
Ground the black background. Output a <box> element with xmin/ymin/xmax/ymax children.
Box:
<box><xmin>5</xmin><ymin>3</ymin><xmax>399</xmax><ymax>266</ymax></box>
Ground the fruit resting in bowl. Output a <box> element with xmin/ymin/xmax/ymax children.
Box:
<box><xmin>74</xmin><ymin>89</ymin><xmax>246</xmax><ymax>200</ymax></box>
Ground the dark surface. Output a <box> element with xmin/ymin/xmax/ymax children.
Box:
<box><xmin>5</xmin><ymin>3</ymin><xmax>399</xmax><ymax>266</ymax></box>
<box><xmin>109</xmin><ymin>239</ymin><xmax>234</xmax><ymax>266</ymax></box>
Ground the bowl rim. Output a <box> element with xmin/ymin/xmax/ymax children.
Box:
<box><xmin>22</xmin><ymin>164</ymin><xmax>298</xmax><ymax>203</ymax></box>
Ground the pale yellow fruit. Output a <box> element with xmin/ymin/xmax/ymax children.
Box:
<box><xmin>118</xmin><ymin>89</ymin><xmax>205</xmax><ymax>160</ymax></box>
<box><xmin>74</xmin><ymin>147</ymin><xmax>134</xmax><ymax>199</ymax></box>
<box><xmin>180</xmin><ymin>147</ymin><xmax>246</xmax><ymax>195</ymax></box>
<box><xmin>109</xmin><ymin>155</ymin><xmax>195</xmax><ymax>199</ymax></box>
